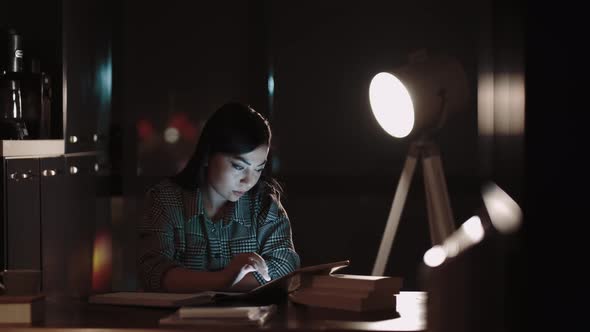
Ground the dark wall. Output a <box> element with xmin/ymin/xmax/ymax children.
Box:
<box><xmin>525</xmin><ymin>0</ymin><xmax>584</xmax><ymax>330</ymax></box>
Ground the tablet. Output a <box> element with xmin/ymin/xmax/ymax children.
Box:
<box><xmin>215</xmin><ymin>259</ymin><xmax>350</xmax><ymax>300</ymax></box>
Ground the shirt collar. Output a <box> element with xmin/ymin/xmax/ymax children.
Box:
<box><xmin>195</xmin><ymin>188</ymin><xmax>253</xmax><ymax>227</ymax></box>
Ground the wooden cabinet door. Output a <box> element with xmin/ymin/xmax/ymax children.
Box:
<box><xmin>39</xmin><ymin>156</ymin><xmax>67</xmax><ymax>296</ymax></box>
<box><xmin>4</xmin><ymin>158</ymin><xmax>41</xmax><ymax>270</ymax></box>
<box><xmin>62</xmin><ymin>154</ymin><xmax>97</xmax><ymax>297</ymax></box>
<box><xmin>63</xmin><ymin>0</ymin><xmax>113</xmax><ymax>153</ymax></box>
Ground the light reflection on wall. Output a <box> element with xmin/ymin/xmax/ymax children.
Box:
<box><xmin>96</xmin><ymin>51</ymin><xmax>112</xmax><ymax>108</ymax></box>
<box><xmin>96</xmin><ymin>48</ymin><xmax>112</xmax><ymax>140</ymax></box>
<box><xmin>478</xmin><ymin>71</ymin><xmax>525</xmax><ymax>137</ymax></box>
<box><xmin>92</xmin><ymin>230</ymin><xmax>112</xmax><ymax>292</ymax></box>
<box><xmin>477</xmin><ymin>66</ymin><xmax>526</xmax><ymax>187</ymax></box>
<box><xmin>268</xmin><ymin>74</ymin><xmax>275</xmax><ymax>97</ymax></box>
<box><xmin>477</xmin><ymin>72</ymin><xmax>495</xmax><ymax>135</ymax></box>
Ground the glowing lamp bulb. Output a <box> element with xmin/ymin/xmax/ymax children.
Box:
<box><xmin>369</xmin><ymin>72</ymin><xmax>415</xmax><ymax>138</ymax></box>
<box><xmin>483</xmin><ymin>183</ymin><xmax>523</xmax><ymax>234</ymax></box>
<box><xmin>462</xmin><ymin>216</ymin><xmax>485</xmax><ymax>243</ymax></box>
<box><xmin>423</xmin><ymin>245</ymin><xmax>447</xmax><ymax>267</ymax></box>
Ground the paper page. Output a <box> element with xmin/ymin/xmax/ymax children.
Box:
<box><xmin>160</xmin><ymin>304</ymin><xmax>278</xmax><ymax>326</ymax></box>
<box><xmin>178</xmin><ymin>305</ymin><xmax>270</xmax><ymax>319</ymax></box>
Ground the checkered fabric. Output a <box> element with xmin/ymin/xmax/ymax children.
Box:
<box><xmin>137</xmin><ymin>179</ymin><xmax>300</xmax><ymax>291</ymax></box>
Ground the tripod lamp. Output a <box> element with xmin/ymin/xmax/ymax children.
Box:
<box><xmin>370</xmin><ymin>54</ymin><xmax>469</xmax><ymax>276</ymax></box>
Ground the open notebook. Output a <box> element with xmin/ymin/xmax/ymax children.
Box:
<box><xmin>88</xmin><ymin>260</ymin><xmax>350</xmax><ymax>308</ymax></box>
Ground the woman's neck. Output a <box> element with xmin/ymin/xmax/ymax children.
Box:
<box><xmin>202</xmin><ymin>185</ymin><xmax>227</xmax><ymax>220</ymax></box>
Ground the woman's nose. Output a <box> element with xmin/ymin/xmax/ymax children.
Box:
<box><xmin>241</xmin><ymin>170</ymin><xmax>254</xmax><ymax>186</ymax></box>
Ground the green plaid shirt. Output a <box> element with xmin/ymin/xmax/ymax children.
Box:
<box><xmin>138</xmin><ymin>179</ymin><xmax>300</xmax><ymax>291</ymax></box>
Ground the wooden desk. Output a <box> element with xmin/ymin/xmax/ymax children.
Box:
<box><xmin>1</xmin><ymin>291</ymin><xmax>426</xmax><ymax>332</ymax></box>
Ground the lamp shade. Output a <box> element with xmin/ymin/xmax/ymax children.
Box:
<box><xmin>369</xmin><ymin>55</ymin><xmax>469</xmax><ymax>138</ymax></box>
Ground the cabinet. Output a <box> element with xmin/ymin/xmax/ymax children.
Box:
<box><xmin>1</xmin><ymin>158</ymin><xmax>41</xmax><ymax>270</ymax></box>
<box><xmin>1</xmin><ymin>154</ymin><xmax>103</xmax><ymax>297</ymax></box>
<box><xmin>60</xmin><ymin>154</ymin><xmax>98</xmax><ymax>297</ymax></box>
<box><xmin>1</xmin><ymin>0</ymin><xmax>114</xmax><ymax>297</ymax></box>
<box><xmin>39</xmin><ymin>156</ymin><xmax>68</xmax><ymax>295</ymax></box>
<box><xmin>63</xmin><ymin>0</ymin><xmax>113</xmax><ymax>153</ymax></box>
<box><xmin>2</xmin><ymin>0</ymin><xmax>113</xmax><ymax>149</ymax></box>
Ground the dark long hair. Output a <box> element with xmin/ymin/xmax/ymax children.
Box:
<box><xmin>172</xmin><ymin>102</ymin><xmax>282</xmax><ymax>199</ymax></box>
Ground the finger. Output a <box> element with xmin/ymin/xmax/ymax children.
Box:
<box><xmin>246</xmin><ymin>254</ymin><xmax>271</xmax><ymax>281</ymax></box>
<box><xmin>252</xmin><ymin>258</ymin><xmax>271</xmax><ymax>281</ymax></box>
<box><xmin>231</xmin><ymin>264</ymin><xmax>256</xmax><ymax>286</ymax></box>
<box><xmin>248</xmin><ymin>255</ymin><xmax>263</xmax><ymax>265</ymax></box>
<box><xmin>259</xmin><ymin>267</ymin><xmax>271</xmax><ymax>281</ymax></box>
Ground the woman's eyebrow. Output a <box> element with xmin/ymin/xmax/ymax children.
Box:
<box><xmin>234</xmin><ymin>156</ymin><xmax>266</xmax><ymax>167</ymax></box>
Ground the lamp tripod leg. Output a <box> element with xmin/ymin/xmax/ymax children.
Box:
<box><xmin>421</xmin><ymin>143</ymin><xmax>455</xmax><ymax>246</ymax></box>
<box><xmin>372</xmin><ymin>145</ymin><xmax>419</xmax><ymax>276</ymax></box>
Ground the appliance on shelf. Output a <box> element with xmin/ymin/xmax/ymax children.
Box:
<box><xmin>0</xmin><ymin>28</ymin><xmax>52</xmax><ymax>140</ymax></box>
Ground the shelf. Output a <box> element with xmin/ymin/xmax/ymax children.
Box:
<box><xmin>1</xmin><ymin>140</ymin><xmax>64</xmax><ymax>157</ymax></box>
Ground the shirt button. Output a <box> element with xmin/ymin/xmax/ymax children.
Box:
<box><xmin>211</xmin><ymin>228</ymin><xmax>215</xmax><ymax>232</ymax></box>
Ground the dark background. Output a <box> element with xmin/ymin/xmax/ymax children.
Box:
<box><xmin>4</xmin><ymin>0</ymin><xmax>585</xmax><ymax>330</ymax></box>
<box><xmin>1</xmin><ymin>0</ymin><xmax>525</xmax><ymax>288</ymax></box>
<box><xmin>525</xmin><ymin>1</ymin><xmax>585</xmax><ymax>331</ymax></box>
<box><xmin>112</xmin><ymin>0</ymin><xmax>500</xmax><ymax>292</ymax></box>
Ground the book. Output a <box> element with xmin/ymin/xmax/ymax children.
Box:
<box><xmin>289</xmin><ymin>288</ymin><xmax>397</xmax><ymax>312</ymax></box>
<box><xmin>177</xmin><ymin>305</ymin><xmax>274</xmax><ymax>319</ymax></box>
<box><xmin>88</xmin><ymin>260</ymin><xmax>350</xmax><ymax>307</ymax></box>
<box><xmin>0</xmin><ymin>294</ymin><xmax>45</xmax><ymax>324</ymax></box>
<box><xmin>287</xmin><ymin>273</ymin><xmax>403</xmax><ymax>312</ymax></box>
<box><xmin>88</xmin><ymin>291</ymin><xmax>218</xmax><ymax>308</ymax></box>
<box><xmin>309</xmin><ymin>274</ymin><xmax>403</xmax><ymax>293</ymax></box>
<box><xmin>159</xmin><ymin>304</ymin><xmax>277</xmax><ymax>327</ymax></box>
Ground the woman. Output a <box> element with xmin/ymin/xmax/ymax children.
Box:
<box><xmin>138</xmin><ymin>102</ymin><xmax>300</xmax><ymax>292</ymax></box>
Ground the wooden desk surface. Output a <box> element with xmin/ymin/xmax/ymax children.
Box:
<box><xmin>0</xmin><ymin>291</ymin><xmax>426</xmax><ymax>332</ymax></box>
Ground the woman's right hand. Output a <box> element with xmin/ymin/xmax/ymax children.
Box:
<box><xmin>224</xmin><ymin>252</ymin><xmax>270</xmax><ymax>287</ymax></box>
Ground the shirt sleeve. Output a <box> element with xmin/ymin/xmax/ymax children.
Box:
<box><xmin>253</xmin><ymin>193</ymin><xmax>301</xmax><ymax>285</ymax></box>
<box><xmin>137</xmin><ymin>188</ymin><xmax>182</xmax><ymax>291</ymax></box>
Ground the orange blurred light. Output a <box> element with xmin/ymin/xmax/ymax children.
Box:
<box><xmin>92</xmin><ymin>231</ymin><xmax>112</xmax><ymax>292</ymax></box>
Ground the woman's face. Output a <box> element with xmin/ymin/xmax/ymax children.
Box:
<box><xmin>206</xmin><ymin>144</ymin><xmax>269</xmax><ymax>202</ymax></box>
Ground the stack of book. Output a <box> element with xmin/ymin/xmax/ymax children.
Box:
<box><xmin>289</xmin><ymin>274</ymin><xmax>403</xmax><ymax>312</ymax></box>
<box><xmin>0</xmin><ymin>294</ymin><xmax>45</xmax><ymax>325</ymax></box>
